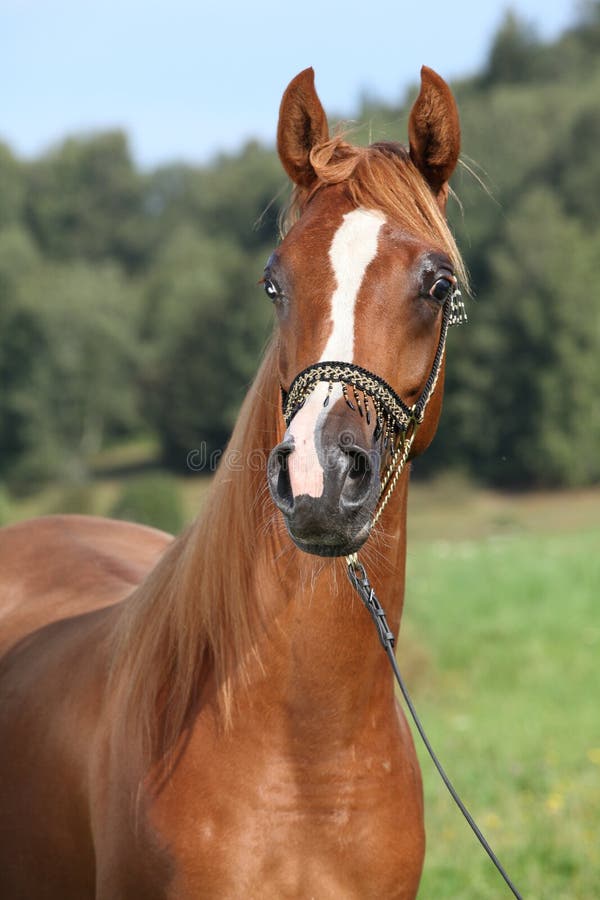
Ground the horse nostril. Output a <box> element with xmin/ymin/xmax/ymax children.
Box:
<box><xmin>347</xmin><ymin>447</ymin><xmax>370</xmax><ymax>481</ymax></box>
<box><xmin>267</xmin><ymin>443</ymin><xmax>294</xmax><ymax>512</ymax></box>
<box><xmin>340</xmin><ymin>444</ymin><xmax>377</xmax><ymax>510</ymax></box>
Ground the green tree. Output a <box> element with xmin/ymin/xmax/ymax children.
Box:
<box><xmin>24</xmin><ymin>132</ymin><xmax>153</xmax><ymax>271</ymax></box>
<box><xmin>6</xmin><ymin>261</ymin><xmax>141</xmax><ymax>486</ymax></box>
<box><xmin>0</xmin><ymin>144</ymin><xmax>25</xmax><ymax>229</ymax></box>
<box><xmin>430</xmin><ymin>189</ymin><xmax>600</xmax><ymax>487</ymax></box>
<box><xmin>142</xmin><ymin>227</ymin><xmax>272</xmax><ymax>467</ymax></box>
<box><xmin>0</xmin><ymin>227</ymin><xmax>42</xmax><ymax>471</ymax></box>
<box><xmin>555</xmin><ymin>105</ymin><xmax>600</xmax><ymax>226</ymax></box>
<box><xmin>145</xmin><ymin>141</ymin><xmax>285</xmax><ymax>254</ymax></box>
<box><xmin>482</xmin><ymin>11</ymin><xmax>540</xmax><ymax>85</ymax></box>
<box><xmin>110</xmin><ymin>473</ymin><xmax>185</xmax><ymax>534</ymax></box>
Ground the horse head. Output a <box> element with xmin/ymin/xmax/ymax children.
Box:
<box><xmin>267</xmin><ymin>67</ymin><xmax>465</xmax><ymax>557</ymax></box>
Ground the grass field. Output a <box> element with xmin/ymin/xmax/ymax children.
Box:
<box><xmin>2</xmin><ymin>467</ymin><xmax>599</xmax><ymax>897</ymax></box>
<box><xmin>401</xmin><ymin>482</ymin><xmax>600</xmax><ymax>898</ymax></box>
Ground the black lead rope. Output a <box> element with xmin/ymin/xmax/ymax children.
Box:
<box><xmin>346</xmin><ymin>558</ymin><xmax>524</xmax><ymax>900</ymax></box>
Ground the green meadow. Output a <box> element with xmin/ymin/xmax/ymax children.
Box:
<box><xmin>2</xmin><ymin>473</ymin><xmax>599</xmax><ymax>897</ymax></box>
<box><xmin>400</xmin><ymin>483</ymin><xmax>600</xmax><ymax>898</ymax></box>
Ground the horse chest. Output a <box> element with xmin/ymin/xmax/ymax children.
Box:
<box><xmin>145</xmin><ymin>734</ymin><xmax>425</xmax><ymax>899</ymax></box>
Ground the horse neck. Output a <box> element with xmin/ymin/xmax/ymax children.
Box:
<box><xmin>251</xmin><ymin>469</ymin><xmax>410</xmax><ymax>739</ymax></box>
<box><xmin>190</xmin><ymin>351</ymin><xmax>412</xmax><ymax>739</ymax></box>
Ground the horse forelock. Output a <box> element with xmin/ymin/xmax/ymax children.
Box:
<box><xmin>281</xmin><ymin>134</ymin><xmax>468</xmax><ymax>290</ymax></box>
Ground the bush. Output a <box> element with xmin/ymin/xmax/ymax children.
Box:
<box><xmin>110</xmin><ymin>473</ymin><xmax>185</xmax><ymax>534</ymax></box>
<box><xmin>50</xmin><ymin>482</ymin><xmax>97</xmax><ymax>516</ymax></box>
<box><xmin>0</xmin><ymin>484</ymin><xmax>11</xmax><ymax>526</ymax></box>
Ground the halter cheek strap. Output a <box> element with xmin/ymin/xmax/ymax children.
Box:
<box><xmin>281</xmin><ymin>287</ymin><xmax>466</xmax><ymax>524</ymax></box>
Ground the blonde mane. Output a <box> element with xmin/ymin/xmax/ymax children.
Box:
<box><xmin>109</xmin><ymin>345</ymin><xmax>282</xmax><ymax>762</ymax></box>
<box><xmin>109</xmin><ymin>134</ymin><xmax>467</xmax><ymax>765</ymax></box>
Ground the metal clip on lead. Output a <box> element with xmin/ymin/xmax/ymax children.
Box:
<box><xmin>346</xmin><ymin>558</ymin><xmax>395</xmax><ymax>650</ymax></box>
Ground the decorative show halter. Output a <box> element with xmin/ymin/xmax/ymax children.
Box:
<box><xmin>281</xmin><ymin>285</ymin><xmax>524</xmax><ymax>899</ymax></box>
<box><xmin>282</xmin><ymin>284</ymin><xmax>466</xmax><ymax>525</ymax></box>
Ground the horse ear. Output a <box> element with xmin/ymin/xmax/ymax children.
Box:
<box><xmin>408</xmin><ymin>66</ymin><xmax>460</xmax><ymax>203</ymax></box>
<box><xmin>277</xmin><ymin>67</ymin><xmax>329</xmax><ymax>187</ymax></box>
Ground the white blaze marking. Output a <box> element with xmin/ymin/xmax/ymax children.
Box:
<box><xmin>323</xmin><ymin>208</ymin><xmax>385</xmax><ymax>361</ymax></box>
<box><xmin>288</xmin><ymin>209</ymin><xmax>385</xmax><ymax>498</ymax></box>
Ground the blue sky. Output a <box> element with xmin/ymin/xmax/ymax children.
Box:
<box><xmin>2</xmin><ymin>0</ymin><xmax>578</xmax><ymax>169</ymax></box>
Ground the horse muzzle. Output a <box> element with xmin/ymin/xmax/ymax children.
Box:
<box><xmin>267</xmin><ymin>434</ymin><xmax>381</xmax><ymax>557</ymax></box>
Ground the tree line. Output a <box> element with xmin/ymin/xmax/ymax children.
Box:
<box><xmin>1</xmin><ymin>5</ymin><xmax>599</xmax><ymax>491</ymax></box>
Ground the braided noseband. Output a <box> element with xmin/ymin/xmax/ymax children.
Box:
<box><xmin>282</xmin><ymin>287</ymin><xmax>466</xmax><ymax>525</ymax></box>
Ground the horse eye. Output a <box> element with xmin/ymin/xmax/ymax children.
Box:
<box><xmin>429</xmin><ymin>276</ymin><xmax>454</xmax><ymax>303</ymax></box>
<box><xmin>264</xmin><ymin>278</ymin><xmax>282</xmax><ymax>302</ymax></box>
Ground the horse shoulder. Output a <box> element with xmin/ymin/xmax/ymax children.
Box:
<box><xmin>0</xmin><ymin>597</ymin><xmax>176</xmax><ymax>899</ymax></box>
<box><xmin>0</xmin><ymin>602</ymin><xmax>110</xmax><ymax>896</ymax></box>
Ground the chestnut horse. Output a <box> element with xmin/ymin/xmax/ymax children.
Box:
<box><xmin>0</xmin><ymin>67</ymin><xmax>465</xmax><ymax>898</ymax></box>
